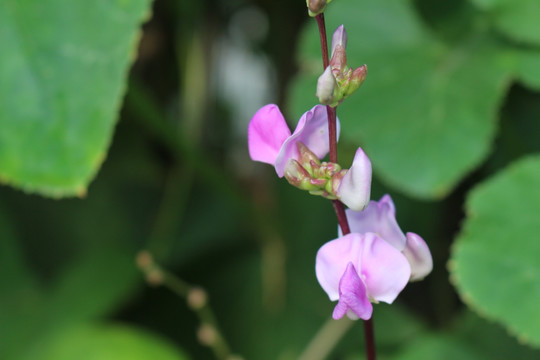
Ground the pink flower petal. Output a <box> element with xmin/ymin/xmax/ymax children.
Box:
<box><xmin>248</xmin><ymin>104</ymin><xmax>291</xmax><ymax>165</ymax></box>
<box><xmin>342</xmin><ymin>194</ymin><xmax>406</xmax><ymax>251</ymax></box>
<box><xmin>403</xmin><ymin>232</ymin><xmax>433</xmax><ymax>281</ymax></box>
<box><xmin>337</xmin><ymin>147</ymin><xmax>372</xmax><ymax>211</ymax></box>
<box><xmin>332</xmin><ymin>262</ymin><xmax>373</xmax><ymax>320</ymax></box>
<box><xmin>359</xmin><ymin>233</ymin><xmax>411</xmax><ymax>303</ymax></box>
<box><xmin>274</xmin><ymin>105</ymin><xmax>339</xmax><ymax>177</ymax></box>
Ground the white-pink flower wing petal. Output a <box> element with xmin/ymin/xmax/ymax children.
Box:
<box><xmin>403</xmin><ymin>232</ymin><xmax>433</xmax><ymax>281</ymax></box>
<box><xmin>337</xmin><ymin>147</ymin><xmax>372</xmax><ymax>211</ymax></box>
<box><xmin>359</xmin><ymin>233</ymin><xmax>411</xmax><ymax>304</ymax></box>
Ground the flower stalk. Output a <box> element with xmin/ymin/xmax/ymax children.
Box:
<box><xmin>315</xmin><ymin>12</ymin><xmax>376</xmax><ymax>360</ymax></box>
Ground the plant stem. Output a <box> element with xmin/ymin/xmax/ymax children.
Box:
<box><xmin>315</xmin><ymin>12</ymin><xmax>376</xmax><ymax>360</ymax></box>
<box><xmin>316</xmin><ymin>13</ymin><xmax>330</xmax><ymax>69</ymax></box>
<box><xmin>315</xmin><ymin>15</ymin><xmax>338</xmax><ymax>164</ymax></box>
<box><xmin>332</xmin><ymin>200</ymin><xmax>350</xmax><ymax>234</ymax></box>
<box><xmin>363</xmin><ymin>318</ymin><xmax>376</xmax><ymax>359</ymax></box>
<box><xmin>136</xmin><ymin>252</ymin><xmax>239</xmax><ymax>360</ymax></box>
<box><xmin>161</xmin><ymin>271</ymin><xmax>233</xmax><ymax>360</ymax></box>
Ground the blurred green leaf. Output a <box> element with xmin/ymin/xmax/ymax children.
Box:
<box><xmin>392</xmin><ymin>335</ymin><xmax>481</xmax><ymax>360</ymax></box>
<box><xmin>0</xmin><ymin>206</ymin><xmax>44</xmax><ymax>360</ymax></box>
<box><xmin>44</xmin><ymin>248</ymin><xmax>139</xmax><ymax>327</ymax></box>
<box><xmin>516</xmin><ymin>50</ymin><xmax>540</xmax><ymax>90</ymax></box>
<box><xmin>22</xmin><ymin>323</ymin><xmax>189</xmax><ymax>360</ymax></box>
<box><xmin>451</xmin><ymin>155</ymin><xmax>540</xmax><ymax>347</ymax></box>
<box><xmin>0</xmin><ymin>247</ymin><xmax>140</xmax><ymax>359</ymax></box>
<box><xmin>373</xmin><ymin>304</ymin><xmax>426</xmax><ymax>347</ymax></box>
<box><xmin>0</xmin><ymin>205</ymin><xmax>36</xmax><ymax>294</ymax></box>
<box><xmin>471</xmin><ymin>0</ymin><xmax>540</xmax><ymax>45</ymax></box>
<box><xmin>387</xmin><ymin>311</ymin><xmax>540</xmax><ymax>360</ymax></box>
<box><xmin>455</xmin><ymin>311</ymin><xmax>540</xmax><ymax>359</ymax></box>
<box><xmin>290</xmin><ymin>0</ymin><xmax>513</xmax><ymax>199</ymax></box>
<box><xmin>0</xmin><ymin>0</ymin><xmax>151</xmax><ymax>197</ymax></box>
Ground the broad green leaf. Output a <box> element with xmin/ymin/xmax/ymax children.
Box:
<box><xmin>290</xmin><ymin>0</ymin><xmax>514</xmax><ymax>199</ymax></box>
<box><xmin>451</xmin><ymin>155</ymin><xmax>540</xmax><ymax>347</ymax></box>
<box><xmin>470</xmin><ymin>0</ymin><xmax>540</xmax><ymax>45</ymax></box>
<box><xmin>22</xmin><ymin>323</ymin><xmax>189</xmax><ymax>360</ymax></box>
<box><xmin>0</xmin><ymin>0</ymin><xmax>152</xmax><ymax>197</ymax></box>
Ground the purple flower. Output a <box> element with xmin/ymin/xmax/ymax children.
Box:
<box><xmin>248</xmin><ymin>104</ymin><xmax>339</xmax><ymax>177</ymax></box>
<box><xmin>342</xmin><ymin>194</ymin><xmax>433</xmax><ymax>281</ymax></box>
<box><xmin>316</xmin><ymin>233</ymin><xmax>411</xmax><ymax>320</ymax></box>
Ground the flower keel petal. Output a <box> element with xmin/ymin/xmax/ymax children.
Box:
<box><xmin>333</xmin><ymin>262</ymin><xmax>372</xmax><ymax>320</ymax></box>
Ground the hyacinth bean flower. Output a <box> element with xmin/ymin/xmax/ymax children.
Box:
<box><xmin>340</xmin><ymin>194</ymin><xmax>433</xmax><ymax>281</ymax></box>
<box><xmin>248</xmin><ymin>104</ymin><xmax>338</xmax><ymax>177</ymax></box>
<box><xmin>316</xmin><ymin>232</ymin><xmax>411</xmax><ymax>320</ymax></box>
<box><xmin>248</xmin><ymin>104</ymin><xmax>372</xmax><ymax>210</ymax></box>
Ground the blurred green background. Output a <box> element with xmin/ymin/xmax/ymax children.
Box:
<box><xmin>1</xmin><ymin>0</ymin><xmax>540</xmax><ymax>359</ymax></box>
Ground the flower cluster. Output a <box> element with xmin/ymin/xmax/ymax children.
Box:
<box><xmin>316</xmin><ymin>26</ymin><xmax>367</xmax><ymax>107</ymax></box>
<box><xmin>248</xmin><ymin>24</ymin><xmax>432</xmax><ymax>321</ymax></box>
<box><xmin>248</xmin><ymin>104</ymin><xmax>371</xmax><ymax>211</ymax></box>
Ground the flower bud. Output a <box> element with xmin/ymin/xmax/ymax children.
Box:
<box><xmin>343</xmin><ymin>65</ymin><xmax>367</xmax><ymax>97</ymax></box>
<box><xmin>317</xmin><ymin>161</ymin><xmax>341</xmax><ymax>178</ymax></box>
<box><xmin>197</xmin><ymin>324</ymin><xmax>217</xmax><ymax>346</ymax></box>
<box><xmin>284</xmin><ymin>158</ymin><xmax>328</xmax><ymax>192</ymax></box>
<box><xmin>297</xmin><ymin>141</ymin><xmax>321</xmax><ymax>173</ymax></box>
<box><xmin>329</xmin><ymin>169</ymin><xmax>347</xmax><ymax>195</ymax></box>
<box><xmin>187</xmin><ymin>287</ymin><xmax>208</xmax><ymax>310</ymax></box>
<box><xmin>284</xmin><ymin>159</ymin><xmax>311</xmax><ymax>187</ymax></box>
<box><xmin>306</xmin><ymin>0</ymin><xmax>327</xmax><ymax>16</ymax></box>
<box><xmin>329</xmin><ymin>45</ymin><xmax>347</xmax><ymax>76</ymax></box>
<box><xmin>331</xmin><ymin>25</ymin><xmax>348</xmax><ymax>57</ymax></box>
<box><xmin>316</xmin><ymin>66</ymin><xmax>338</xmax><ymax>106</ymax></box>
<box><xmin>136</xmin><ymin>250</ymin><xmax>154</xmax><ymax>271</ymax></box>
